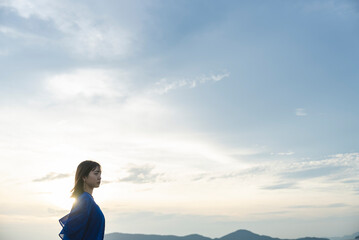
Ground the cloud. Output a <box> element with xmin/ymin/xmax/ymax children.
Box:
<box><xmin>192</xmin><ymin>166</ymin><xmax>268</xmax><ymax>182</ymax></box>
<box><xmin>47</xmin><ymin>207</ymin><xmax>68</xmax><ymax>216</ymax></box>
<box><xmin>281</xmin><ymin>165</ymin><xmax>347</xmax><ymax>180</ymax></box>
<box><xmin>118</xmin><ymin>164</ymin><xmax>167</xmax><ymax>184</ymax></box>
<box><xmin>190</xmin><ymin>153</ymin><xmax>359</xmax><ymax>184</ymax></box>
<box><xmin>150</xmin><ymin>72</ymin><xmax>230</xmax><ymax>95</ymax></box>
<box><xmin>44</xmin><ymin>68</ymin><xmax>129</xmax><ymax>101</ymax></box>
<box><xmin>0</xmin><ymin>0</ymin><xmax>135</xmax><ymax>58</ymax></box>
<box><xmin>191</xmin><ymin>173</ymin><xmax>211</xmax><ymax>181</ymax></box>
<box><xmin>240</xmin><ymin>152</ymin><xmax>359</xmax><ymax>191</ymax></box>
<box><xmin>261</xmin><ymin>182</ymin><xmax>297</xmax><ymax>190</ymax></box>
<box><xmin>0</xmin><ymin>67</ymin><xmax>241</xmax><ymax>188</ymax></box>
<box><xmin>227</xmin><ymin>147</ymin><xmax>264</xmax><ymax>157</ymax></box>
<box><xmin>295</xmin><ymin>108</ymin><xmax>307</xmax><ymax>116</ymax></box>
<box><xmin>289</xmin><ymin>203</ymin><xmax>349</xmax><ymax>209</ymax></box>
<box><xmin>272</xmin><ymin>153</ymin><xmax>359</xmax><ymax>185</ymax></box>
<box><xmin>342</xmin><ymin>179</ymin><xmax>359</xmax><ymax>183</ymax></box>
<box><xmin>33</xmin><ymin>172</ymin><xmax>71</xmax><ymax>182</ymax></box>
<box><xmin>0</xmin><ymin>26</ymin><xmax>46</xmax><ymax>41</ymax></box>
<box><xmin>99</xmin><ymin>180</ymin><xmax>113</xmax><ymax>185</ymax></box>
<box><xmin>251</xmin><ymin>211</ymin><xmax>289</xmax><ymax>216</ymax></box>
<box><xmin>272</xmin><ymin>151</ymin><xmax>295</xmax><ymax>156</ymax></box>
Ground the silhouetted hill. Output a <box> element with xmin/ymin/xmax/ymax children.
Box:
<box><xmin>330</xmin><ymin>232</ymin><xmax>359</xmax><ymax>240</ymax></box>
<box><xmin>217</xmin><ymin>230</ymin><xmax>329</xmax><ymax>240</ymax></box>
<box><xmin>105</xmin><ymin>229</ymin><xmax>330</xmax><ymax>240</ymax></box>
<box><xmin>105</xmin><ymin>233</ymin><xmax>211</xmax><ymax>240</ymax></box>
<box><xmin>297</xmin><ymin>238</ymin><xmax>330</xmax><ymax>240</ymax></box>
<box><xmin>217</xmin><ymin>229</ymin><xmax>281</xmax><ymax>240</ymax></box>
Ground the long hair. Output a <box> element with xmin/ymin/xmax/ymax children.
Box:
<box><xmin>70</xmin><ymin>160</ymin><xmax>101</xmax><ymax>199</ymax></box>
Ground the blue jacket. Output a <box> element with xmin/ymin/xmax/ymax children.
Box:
<box><xmin>59</xmin><ymin>192</ymin><xmax>105</xmax><ymax>240</ymax></box>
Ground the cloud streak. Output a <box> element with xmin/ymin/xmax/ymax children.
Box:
<box><xmin>150</xmin><ymin>72</ymin><xmax>230</xmax><ymax>95</ymax></box>
<box><xmin>280</xmin><ymin>153</ymin><xmax>359</xmax><ymax>181</ymax></box>
<box><xmin>33</xmin><ymin>172</ymin><xmax>71</xmax><ymax>182</ymax></box>
<box><xmin>295</xmin><ymin>108</ymin><xmax>307</xmax><ymax>116</ymax></box>
<box><xmin>118</xmin><ymin>164</ymin><xmax>167</xmax><ymax>184</ymax></box>
<box><xmin>203</xmin><ymin>166</ymin><xmax>268</xmax><ymax>181</ymax></box>
<box><xmin>289</xmin><ymin>203</ymin><xmax>349</xmax><ymax>209</ymax></box>
<box><xmin>0</xmin><ymin>26</ymin><xmax>47</xmax><ymax>42</ymax></box>
<box><xmin>281</xmin><ymin>165</ymin><xmax>347</xmax><ymax>180</ymax></box>
<box><xmin>0</xmin><ymin>0</ymin><xmax>136</xmax><ymax>58</ymax></box>
<box><xmin>189</xmin><ymin>153</ymin><xmax>359</xmax><ymax>190</ymax></box>
<box><xmin>276</xmin><ymin>152</ymin><xmax>295</xmax><ymax>156</ymax></box>
<box><xmin>44</xmin><ymin>68</ymin><xmax>130</xmax><ymax>101</ymax></box>
<box><xmin>261</xmin><ymin>182</ymin><xmax>298</xmax><ymax>190</ymax></box>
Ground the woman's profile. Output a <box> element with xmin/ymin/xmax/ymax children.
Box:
<box><xmin>59</xmin><ymin>160</ymin><xmax>105</xmax><ymax>240</ymax></box>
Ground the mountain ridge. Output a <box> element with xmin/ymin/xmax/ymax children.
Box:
<box><xmin>330</xmin><ymin>232</ymin><xmax>359</xmax><ymax>240</ymax></box>
<box><xmin>104</xmin><ymin>229</ymin><xmax>337</xmax><ymax>240</ymax></box>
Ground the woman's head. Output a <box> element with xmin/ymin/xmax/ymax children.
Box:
<box><xmin>70</xmin><ymin>160</ymin><xmax>102</xmax><ymax>199</ymax></box>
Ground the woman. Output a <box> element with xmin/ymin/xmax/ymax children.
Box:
<box><xmin>59</xmin><ymin>160</ymin><xmax>105</xmax><ymax>240</ymax></box>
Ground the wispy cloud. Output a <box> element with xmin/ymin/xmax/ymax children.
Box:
<box><xmin>342</xmin><ymin>179</ymin><xmax>359</xmax><ymax>184</ymax></box>
<box><xmin>295</xmin><ymin>108</ymin><xmax>307</xmax><ymax>116</ymax></box>
<box><xmin>228</xmin><ymin>153</ymin><xmax>359</xmax><ymax>191</ymax></box>
<box><xmin>271</xmin><ymin>151</ymin><xmax>295</xmax><ymax>156</ymax></box>
<box><xmin>99</xmin><ymin>180</ymin><xmax>113</xmax><ymax>185</ymax></box>
<box><xmin>289</xmin><ymin>203</ymin><xmax>349</xmax><ymax>209</ymax></box>
<box><xmin>0</xmin><ymin>0</ymin><xmax>136</xmax><ymax>58</ymax></box>
<box><xmin>280</xmin><ymin>153</ymin><xmax>359</xmax><ymax>181</ymax></box>
<box><xmin>192</xmin><ymin>166</ymin><xmax>268</xmax><ymax>182</ymax></box>
<box><xmin>281</xmin><ymin>165</ymin><xmax>347</xmax><ymax>180</ymax></box>
<box><xmin>33</xmin><ymin>172</ymin><xmax>71</xmax><ymax>182</ymax></box>
<box><xmin>191</xmin><ymin>173</ymin><xmax>210</xmax><ymax>181</ymax></box>
<box><xmin>255</xmin><ymin>152</ymin><xmax>358</xmax><ymax>197</ymax></box>
<box><xmin>150</xmin><ymin>72</ymin><xmax>230</xmax><ymax>95</ymax></box>
<box><xmin>261</xmin><ymin>182</ymin><xmax>298</xmax><ymax>190</ymax></box>
<box><xmin>0</xmin><ymin>26</ymin><xmax>47</xmax><ymax>41</ymax></box>
<box><xmin>47</xmin><ymin>208</ymin><xmax>68</xmax><ymax>216</ymax></box>
<box><xmin>44</xmin><ymin>68</ymin><xmax>130</xmax><ymax>101</ymax></box>
<box><xmin>251</xmin><ymin>211</ymin><xmax>289</xmax><ymax>216</ymax></box>
<box><xmin>191</xmin><ymin>153</ymin><xmax>359</xmax><ymax>185</ymax></box>
<box><xmin>118</xmin><ymin>164</ymin><xmax>167</xmax><ymax>184</ymax></box>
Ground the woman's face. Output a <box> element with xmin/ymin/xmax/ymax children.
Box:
<box><xmin>83</xmin><ymin>166</ymin><xmax>102</xmax><ymax>188</ymax></box>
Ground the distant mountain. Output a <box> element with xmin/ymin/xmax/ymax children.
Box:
<box><xmin>105</xmin><ymin>233</ymin><xmax>211</xmax><ymax>240</ymax></box>
<box><xmin>217</xmin><ymin>229</ymin><xmax>281</xmax><ymax>240</ymax></box>
<box><xmin>104</xmin><ymin>229</ymin><xmax>330</xmax><ymax>240</ymax></box>
<box><xmin>215</xmin><ymin>229</ymin><xmax>328</xmax><ymax>240</ymax></box>
<box><xmin>330</xmin><ymin>232</ymin><xmax>359</xmax><ymax>240</ymax></box>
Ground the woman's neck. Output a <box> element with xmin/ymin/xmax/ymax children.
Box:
<box><xmin>83</xmin><ymin>184</ymin><xmax>93</xmax><ymax>196</ymax></box>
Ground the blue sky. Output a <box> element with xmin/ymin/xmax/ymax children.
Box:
<box><xmin>0</xmin><ymin>1</ymin><xmax>358</xmax><ymax>240</ymax></box>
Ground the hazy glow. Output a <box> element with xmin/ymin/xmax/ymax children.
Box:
<box><xmin>41</xmin><ymin>182</ymin><xmax>76</xmax><ymax>210</ymax></box>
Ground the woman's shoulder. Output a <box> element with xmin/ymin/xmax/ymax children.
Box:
<box><xmin>78</xmin><ymin>192</ymin><xmax>94</xmax><ymax>202</ymax></box>
<box><xmin>80</xmin><ymin>191</ymin><xmax>94</xmax><ymax>199</ymax></box>
<box><xmin>73</xmin><ymin>192</ymin><xmax>94</xmax><ymax>208</ymax></box>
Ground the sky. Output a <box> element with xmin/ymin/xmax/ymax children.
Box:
<box><xmin>0</xmin><ymin>0</ymin><xmax>359</xmax><ymax>240</ymax></box>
